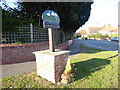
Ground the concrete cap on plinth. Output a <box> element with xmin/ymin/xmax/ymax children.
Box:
<box><xmin>33</xmin><ymin>49</ymin><xmax>70</xmax><ymax>56</ymax></box>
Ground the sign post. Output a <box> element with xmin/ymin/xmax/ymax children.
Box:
<box><xmin>48</xmin><ymin>28</ymin><xmax>55</xmax><ymax>52</ymax></box>
<box><xmin>33</xmin><ymin>10</ymin><xmax>70</xmax><ymax>83</ymax></box>
<box><xmin>42</xmin><ymin>10</ymin><xmax>60</xmax><ymax>52</ymax></box>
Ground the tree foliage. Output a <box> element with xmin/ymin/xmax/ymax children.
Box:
<box><xmin>2</xmin><ymin>9</ymin><xmax>21</xmax><ymax>32</ymax></box>
<box><xmin>2</xmin><ymin>2</ymin><xmax>93</xmax><ymax>33</ymax></box>
<box><xmin>15</xmin><ymin>2</ymin><xmax>93</xmax><ymax>33</ymax></box>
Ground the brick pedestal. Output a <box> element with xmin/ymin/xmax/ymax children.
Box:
<box><xmin>33</xmin><ymin>49</ymin><xmax>70</xmax><ymax>83</ymax></box>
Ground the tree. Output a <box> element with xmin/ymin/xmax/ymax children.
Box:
<box><xmin>9</xmin><ymin>2</ymin><xmax>93</xmax><ymax>34</ymax></box>
<box><xmin>2</xmin><ymin>9</ymin><xmax>22</xmax><ymax>32</ymax></box>
<box><xmin>95</xmin><ymin>33</ymin><xmax>102</xmax><ymax>39</ymax></box>
<box><xmin>88</xmin><ymin>35</ymin><xmax>92</xmax><ymax>38</ymax></box>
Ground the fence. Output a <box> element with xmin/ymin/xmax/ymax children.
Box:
<box><xmin>2</xmin><ymin>23</ymin><xmax>66</xmax><ymax>44</ymax></box>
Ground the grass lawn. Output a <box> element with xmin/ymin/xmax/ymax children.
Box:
<box><xmin>1</xmin><ymin>46</ymin><xmax>119</xmax><ymax>88</ymax></box>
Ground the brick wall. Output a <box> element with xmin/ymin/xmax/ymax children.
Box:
<box><xmin>1</xmin><ymin>41</ymin><xmax>71</xmax><ymax>65</ymax></box>
<box><xmin>54</xmin><ymin>53</ymin><xmax>69</xmax><ymax>82</ymax></box>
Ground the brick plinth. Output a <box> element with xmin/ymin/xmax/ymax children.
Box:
<box><xmin>33</xmin><ymin>49</ymin><xmax>70</xmax><ymax>83</ymax></box>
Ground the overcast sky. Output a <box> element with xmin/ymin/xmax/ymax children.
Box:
<box><xmin>82</xmin><ymin>0</ymin><xmax>119</xmax><ymax>28</ymax></box>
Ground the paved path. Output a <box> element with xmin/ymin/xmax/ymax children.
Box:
<box><xmin>1</xmin><ymin>61</ymin><xmax>36</xmax><ymax>78</ymax></box>
<box><xmin>67</xmin><ymin>39</ymin><xmax>81</xmax><ymax>55</ymax></box>
<box><xmin>1</xmin><ymin>39</ymin><xmax>80</xmax><ymax>78</ymax></box>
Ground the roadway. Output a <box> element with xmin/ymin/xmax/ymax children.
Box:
<box><xmin>77</xmin><ymin>39</ymin><xmax>118</xmax><ymax>51</ymax></box>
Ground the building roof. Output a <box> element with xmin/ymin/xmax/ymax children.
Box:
<box><xmin>100</xmin><ymin>24</ymin><xmax>117</xmax><ymax>31</ymax></box>
<box><xmin>87</xmin><ymin>27</ymin><xmax>103</xmax><ymax>34</ymax></box>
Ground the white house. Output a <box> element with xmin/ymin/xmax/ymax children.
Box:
<box><xmin>98</xmin><ymin>24</ymin><xmax>118</xmax><ymax>37</ymax></box>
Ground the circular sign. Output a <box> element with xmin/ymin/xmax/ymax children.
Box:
<box><xmin>42</xmin><ymin>10</ymin><xmax>60</xmax><ymax>28</ymax></box>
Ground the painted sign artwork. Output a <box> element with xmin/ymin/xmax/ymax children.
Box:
<box><xmin>42</xmin><ymin>10</ymin><xmax>60</xmax><ymax>28</ymax></box>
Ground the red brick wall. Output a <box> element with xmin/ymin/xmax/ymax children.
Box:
<box><xmin>1</xmin><ymin>41</ymin><xmax>70</xmax><ymax>65</ymax></box>
<box><xmin>54</xmin><ymin>53</ymin><xmax>69</xmax><ymax>82</ymax></box>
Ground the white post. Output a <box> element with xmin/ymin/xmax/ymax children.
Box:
<box><xmin>48</xmin><ymin>28</ymin><xmax>55</xmax><ymax>52</ymax></box>
<box><xmin>30</xmin><ymin>23</ymin><xmax>33</xmax><ymax>43</ymax></box>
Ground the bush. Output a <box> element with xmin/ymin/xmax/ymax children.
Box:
<box><xmin>110</xmin><ymin>34</ymin><xmax>118</xmax><ymax>37</ymax></box>
<box><xmin>12</xmin><ymin>42</ymin><xmax>23</xmax><ymax>44</ymax></box>
<box><xmin>88</xmin><ymin>33</ymin><xmax>109</xmax><ymax>39</ymax></box>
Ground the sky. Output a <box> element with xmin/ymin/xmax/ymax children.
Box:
<box><xmin>0</xmin><ymin>0</ymin><xmax>18</xmax><ymax>9</ymax></box>
<box><xmin>82</xmin><ymin>0</ymin><xmax>119</xmax><ymax>28</ymax></box>
<box><xmin>1</xmin><ymin>0</ymin><xmax>119</xmax><ymax>28</ymax></box>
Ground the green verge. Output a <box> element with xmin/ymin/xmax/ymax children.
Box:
<box><xmin>1</xmin><ymin>47</ymin><xmax>118</xmax><ymax>88</ymax></box>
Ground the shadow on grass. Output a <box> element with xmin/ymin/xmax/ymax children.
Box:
<box><xmin>66</xmin><ymin>46</ymin><xmax>108</xmax><ymax>55</ymax></box>
<box><xmin>74</xmin><ymin>58</ymin><xmax>111</xmax><ymax>81</ymax></box>
<box><xmin>79</xmin><ymin>46</ymin><xmax>108</xmax><ymax>54</ymax></box>
<box><xmin>106</xmin><ymin>54</ymin><xmax>118</xmax><ymax>59</ymax></box>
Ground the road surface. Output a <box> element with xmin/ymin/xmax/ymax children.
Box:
<box><xmin>78</xmin><ymin>39</ymin><xmax>118</xmax><ymax>51</ymax></box>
